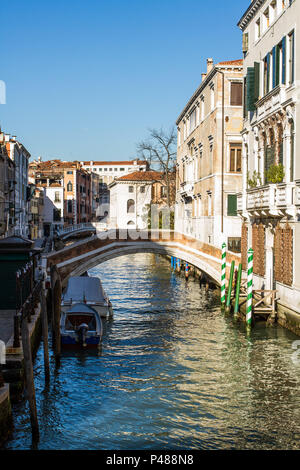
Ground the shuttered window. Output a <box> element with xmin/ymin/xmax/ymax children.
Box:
<box><xmin>242</xmin><ymin>33</ymin><xmax>249</xmax><ymax>54</ymax></box>
<box><xmin>246</xmin><ymin>67</ymin><xmax>256</xmax><ymax>111</ymax></box>
<box><xmin>229</xmin><ymin>144</ymin><xmax>242</xmax><ymax>172</ymax></box>
<box><xmin>230</xmin><ymin>82</ymin><xmax>243</xmax><ymax>106</ymax></box>
<box><xmin>254</xmin><ymin>62</ymin><xmax>260</xmax><ymax>102</ymax></box>
<box><xmin>282</xmin><ymin>36</ymin><xmax>286</xmax><ymax>84</ymax></box>
<box><xmin>227</xmin><ymin>194</ymin><xmax>237</xmax><ymax>217</ymax></box>
<box><xmin>289</xmin><ymin>30</ymin><xmax>295</xmax><ymax>85</ymax></box>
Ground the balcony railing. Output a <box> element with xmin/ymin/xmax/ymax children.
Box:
<box><xmin>238</xmin><ymin>181</ymin><xmax>300</xmax><ymax>219</ymax></box>
<box><xmin>179</xmin><ymin>182</ymin><xmax>194</xmax><ymax>197</ymax></box>
<box><xmin>256</xmin><ymin>85</ymin><xmax>286</xmax><ymax>121</ymax></box>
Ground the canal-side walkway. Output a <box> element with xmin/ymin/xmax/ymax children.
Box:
<box><xmin>0</xmin><ymin>303</ymin><xmax>42</xmax><ymax>447</ymax></box>
<box><xmin>0</xmin><ymin>310</ymin><xmax>15</xmax><ymax>345</ymax></box>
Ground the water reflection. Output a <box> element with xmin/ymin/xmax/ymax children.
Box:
<box><xmin>5</xmin><ymin>253</ymin><xmax>300</xmax><ymax>450</ymax></box>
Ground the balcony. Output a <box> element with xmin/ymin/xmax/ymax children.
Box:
<box><xmin>256</xmin><ymin>85</ymin><xmax>287</xmax><ymax>122</ymax></box>
<box><xmin>179</xmin><ymin>182</ymin><xmax>194</xmax><ymax>199</ymax></box>
<box><xmin>238</xmin><ymin>181</ymin><xmax>300</xmax><ymax>220</ymax></box>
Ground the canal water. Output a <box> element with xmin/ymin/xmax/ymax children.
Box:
<box><xmin>5</xmin><ymin>254</ymin><xmax>300</xmax><ymax>450</ymax></box>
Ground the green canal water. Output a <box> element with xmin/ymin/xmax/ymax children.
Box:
<box><xmin>5</xmin><ymin>254</ymin><xmax>300</xmax><ymax>449</ymax></box>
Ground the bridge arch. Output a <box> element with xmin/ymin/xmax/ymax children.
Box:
<box><xmin>55</xmin><ymin>241</ymin><xmax>222</xmax><ymax>287</ymax></box>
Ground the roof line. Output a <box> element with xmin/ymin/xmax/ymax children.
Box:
<box><xmin>176</xmin><ymin>61</ymin><xmax>243</xmax><ymax>125</ymax></box>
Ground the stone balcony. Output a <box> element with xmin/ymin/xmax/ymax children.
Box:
<box><xmin>237</xmin><ymin>180</ymin><xmax>300</xmax><ymax>220</ymax></box>
<box><xmin>256</xmin><ymin>85</ymin><xmax>287</xmax><ymax>121</ymax></box>
<box><xmin>179</xmin><ymin>182</ymin><xmax>194</xmax><ymax>199</ymax></box>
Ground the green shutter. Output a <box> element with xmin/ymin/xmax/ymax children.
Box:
<box><xmin>291</xmin><ymin>31</ymin><xmax>295</xmax><ymax>83</ymax></box>
<box><xmin>272</xmin><ymin>46</ymin><xmax>276</xmax><ymax>88</ymax></box>
<box><xmin>227</xmin><ymin>195</ymin><xmax>237</xmax><ymax>216</ymax></box>
<box><xmin>275</xmin><ymin>45</ymin><xmax>280</xmax><ymax>86</ymax></box>
<box><xmin>243</xmin><ymin>77</ymin><xmax>247</xmax><ymax>117</ymax></box>
<box><xmin>246</xmin><ymin>67</ymin><xmax>255</xmax><ymax>111</ymax></box>
<box><xmin>282</xmin><ymin>36</ymin><xmax>286</xmax><ymax>84</ymax></box>
<box><xmin>254</xmin><ymin>62</ymin><xmax>260</xmax><ymax>102</ymax></box>
<box><xmin>266</xmin><ymin>53</ymin><xmax>270</xmax><ymax>93</ymax></box>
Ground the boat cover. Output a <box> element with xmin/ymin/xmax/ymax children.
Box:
<box><xmin>62</xmin><ymin>277</ymin><xmax>106</xmax><ymax>303</ymax></box>
<box><xmin>66</xmin><ymin>303</ymin><xmax>98</xmax><ymax>315</ymax></box>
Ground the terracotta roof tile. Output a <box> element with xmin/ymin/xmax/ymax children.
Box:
<box><xmin>82</xmin><ymin>160</ymin><xmax>147</xmax><ymax>166</ymax></box>
<box><xmin>217</xmin><ymin>59</ymin><xmax>243</xmax><ymax>66</ymax></box>
<box><xmin>116</xmin><ymin>171</ymin><xmax>163</xmax><ymax>182</ymax></box>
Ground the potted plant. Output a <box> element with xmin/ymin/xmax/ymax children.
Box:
<box><xmin>266</xmin><ymin>163</ymin><xmax>285</xmax><ymax>184</ymax></box>
<box><xmin>247</xmin><ymin>170</ymin><xmax>262</xmax><ymax>188</ymax></box>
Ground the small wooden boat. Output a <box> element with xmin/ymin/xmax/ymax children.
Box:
<box><xmin>61</xmin><ymin>276</ymin><xmax>113</xmax><ymax>318</ymax></box>
<box><xmin>60</xmin><ymin>303</ymin><xmax>102</xmax><ymax>349</ymax></box>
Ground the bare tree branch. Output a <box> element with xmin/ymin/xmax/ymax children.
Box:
<box><xmin>137</xmin><ymin>127</ymin><xmax>177</xmax><ymax>207</ymax></box>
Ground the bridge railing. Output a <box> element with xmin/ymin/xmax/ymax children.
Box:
<box><xmin>57</xmin><ymin>222</ymin><xmax>108</xmax><ymax>237</ymax></box>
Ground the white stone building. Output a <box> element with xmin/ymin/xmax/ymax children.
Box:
<box><xmin>237</xmin><ymin>0</ymin><xmax>300</xmax><ymax>328</ymax></box>
<box><xmin>39</xmin><ymin>183</ymin><xmax>64</xmax><ymax>236</ymax></box>
<box><xmin>109</xmin><ymin>171</ymin><xmax>162</xmax><ymax>229</ymax></box>
<box><xmin>81</xmin><ymin>159</ymin><xmax>148</xmax><ymax>221</ymax></box>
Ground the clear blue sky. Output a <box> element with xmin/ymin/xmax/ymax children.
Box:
<box><xmin>1</xmin><ymin>0</ymin><xmax>249</xmax><ymax>162</ymax></box>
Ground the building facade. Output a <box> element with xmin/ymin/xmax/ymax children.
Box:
<box><xmin>81</xmin><ymin>159</ymin><xmax>148</xmax><ymax>221</ymax></box>
<box><xmin>29</xmin><ymin>159</ymin><xmax>92</xmax><ymax>233</ymax></box>
<box><xmin>109</xmin><ymin>171</ymin><xmax>167</xmax><ymax>229</ymax></box>
<box><xmin>1</xmin><ymin>134</ymin><xmax>31</xmax><ymax>238</ymax></box>
<box><xmin>0</xmin><ymin>143</ymin><xmax>15</xmax><ymax>238</ymax></box>
<box><xmin>175</xmin><ymin>58</ymin><xmax>244</xmax><ymax>252</ymax></box>
<box><xmin>237</xmin><ymin>0</ymin><xmax>299</xmax><ymax>317</ymax></box>
<box><xmin>28</xmin><ymin>186</ymin><xmax>44</xmax><ymax>239</ymax></box>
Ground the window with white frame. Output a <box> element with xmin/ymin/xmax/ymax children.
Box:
<box><xmin>270</xmin><ymin>0</ymin><xmax>277</xmax><ymax>23</ymax></box>
<box><xmin>288</xmin><ymin>30</ymin><xmax>295</xmax><ymax>85</ymax></box>
<box><xmin>200</xmin><ymin>97</ymin><xmax>204</xmax><ymax>121</ymax></box>
<box><xmin>210</xmin><ymin>85</ymin><xmax>214</xmax><ymax>111</ymax></box>
<box><xmin>255</xmin><ymin>18</ymin><xmax>261</xmax><ymax>40</ymax></box>
<box><xmin>263</xmin><ymin>7</ymin><xmax>270</xmax><ymax>32</ymax></box>
<box><xmin>189</xmin><ymin>108</ymin><xmax>196</xmax><ymax>134</ymax></box>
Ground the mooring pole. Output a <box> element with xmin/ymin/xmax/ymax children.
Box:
<box><xmin>176</xmin><ymin>258</ymin><xmax>181</xmax><ymax>273</ymax></box>
<box><xmin>53</xmin><ymin>279</ymin><xmax>62</xmax><ymax>361</ymax></box>
<box><xmin>21</xmin><ymin>306</ymin><xmax>40</xmax><ymax>442</ymax></box>
<box><xmin>40</xmin><ymin>284</ymin><xmax>50</xmax><ymax>383</ymax></box>
<box><xmin>185</xmin><ymin>263</ymin><xmax>189</xmax><ymax>280</ymax></box>
<box><xmin>246</xmin><ymin>248</ymin><xmax>254</xmax><ymax>331</ymax></box>
<box><xmin>225</xmin><ymin>261</ymin><xmax>235</xmax><ymax>313</ymax></box>
<box><xmin>221</xmin><ymin>243</ymin><xmax>226</xmax><ymax>308</ymax></box>
<box><xmin>234</xmin><ymin>263</ymin><xmax>242</xmax><ymax>320</ymax></box>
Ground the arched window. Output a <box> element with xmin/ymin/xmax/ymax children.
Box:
<box><xmin>67</xmin><ymin>181</ymin><xmax>73</xmax><ymax>192</ymax></box>
<box><xmin>127</xmin><ymin>221</ymin><xmax>135</xmax><ymax>226</ymax></box>
<box><xmin>127</xmin><ymin>199</ymin><xmax>135</xmax><ymax>213</ymax></box>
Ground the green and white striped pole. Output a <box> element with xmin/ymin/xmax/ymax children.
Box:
<box><xmin>221</xmin><ymin>243</ymin><xmax>226</xmax><ymax>308</ymax></box>
<box><xmin>246</xmin><ymin>248</ymin><xmax>254</xmax><ymax>329</ymax></box>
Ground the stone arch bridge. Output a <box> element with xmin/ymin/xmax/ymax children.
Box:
<box><xmin>46</xmin><ymin>230</ymin><xmax>240</xmax><ymax>287</ymax></box>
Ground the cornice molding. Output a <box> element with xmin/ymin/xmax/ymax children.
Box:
<box><xmin>237</xmin><ymin>0</ymin><xmax>267</xmax><ymax>31</ymax></box>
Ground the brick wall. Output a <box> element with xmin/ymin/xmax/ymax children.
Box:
<box><xmin>252</xmin><ymin>223</ymin><xmax>265</xmax><ymax>277</ymax></box>
<box><xmin>274</xmin><ymin>223</ymin><xmax>293</xmax><ymax>286</ymax></box>
<box><xmin>241</xmin><ymin>223</ymin><xmax>248</xmax><ymax>271</ymax></box>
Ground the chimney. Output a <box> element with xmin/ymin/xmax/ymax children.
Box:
<box><xmin>12</xmin><ymin>135</ymin><xmax>17</xmax><ymax>141</ymax></box>
<box><xmin>4</xmin><ymin>134</ymin><xmax>10</xmax><ymax>142</ymax></box>
<box><xmin>207</xmin><ymin>58</ymin><xmax>214</xmax><ymax>74</ymax></box>
<box><xmin>38</xmin><ymin>156</ymin><xmax>42</xmax><ymax>162</ymax></box>
<box><xmin>201</xmin><ymin>73</ymin><xmax>207</xmax><ymax>82</ymax></box>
